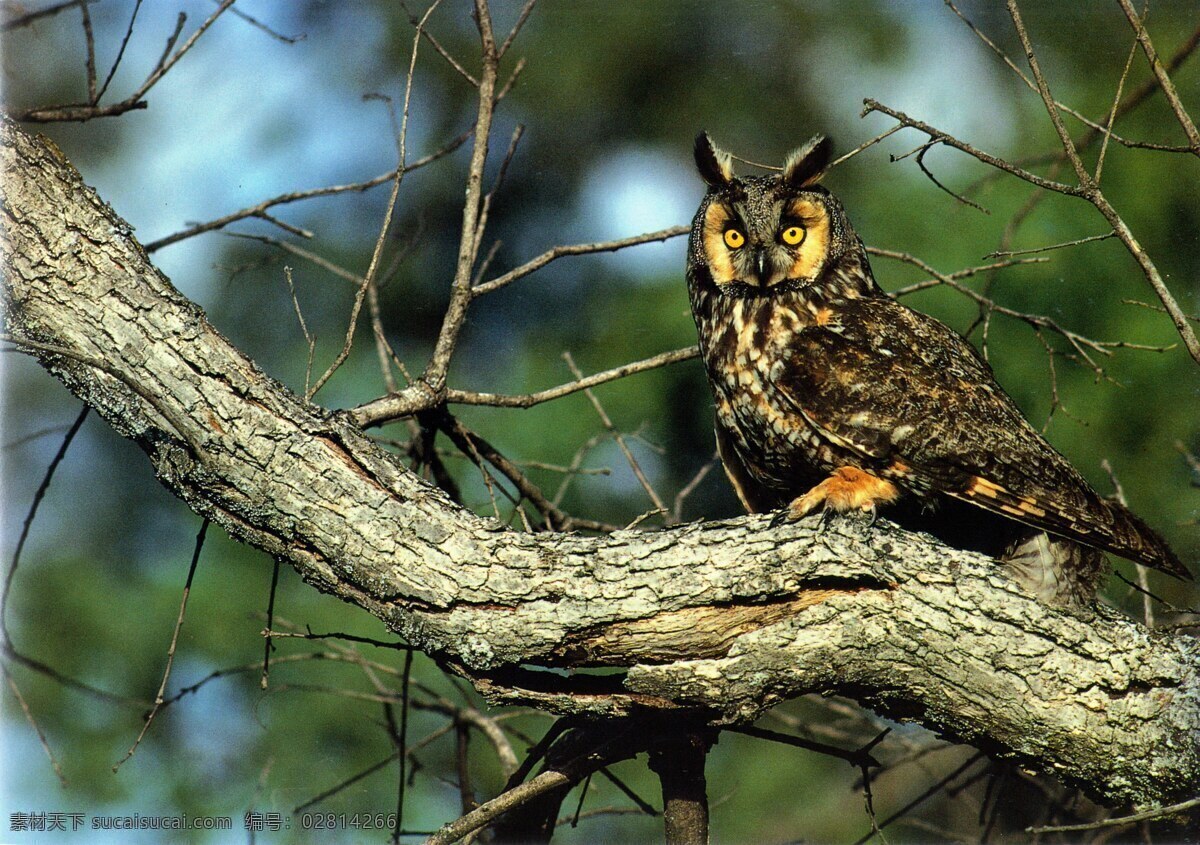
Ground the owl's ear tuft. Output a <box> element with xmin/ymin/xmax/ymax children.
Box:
<box><xmin>694</xmin><ymin>132</ymin><xmax>735</xmax><ymax>188</ymax></box>
<box><xmin>783</xmin><ymin>136</ymin><xmax>832</xmax><ymax>188</ymax></box>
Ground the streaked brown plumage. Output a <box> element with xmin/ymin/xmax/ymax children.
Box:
<box><xmin>685</xmin><ymin>132</ymin><xmax>1190</xmax><ymax>605</ymax></box>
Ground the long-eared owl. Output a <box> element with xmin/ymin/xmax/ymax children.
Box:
<box><xmin>685</xmin><ymin>132</ymin><xmax>1190</xmax><ymax>606</ymax></box>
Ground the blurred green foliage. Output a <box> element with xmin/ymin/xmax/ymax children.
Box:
<box><xmin>3</xmin><ymin>1</ymin><xmax>1198</xmax><ymax>842</ymax></box>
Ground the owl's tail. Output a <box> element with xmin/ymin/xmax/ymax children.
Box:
<box><xmin>1002</xmin><ymin>531</ymin><xmax>1106</xmax><ymax>607</ymax></box>
<box><xmin>1090</xmin><ymin>498</ymin><xmax>1192</xmax><ymax>582</ymax></box>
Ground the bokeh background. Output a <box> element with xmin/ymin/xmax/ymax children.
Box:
<box><xmin>3</xmin><ymin>1</ymin><xmax>1199</xmax><ymax>842</ymax></box>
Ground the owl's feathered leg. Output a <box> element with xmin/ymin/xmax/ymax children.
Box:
<box><xmin>772</xmin><ymin>466</ymin><xmax>901</xmax><ymax>525</ymax></box>
<box><xmin>1002</xmin><ymin>531</ymin><xmax>1106</xmax><ymax>607</ymax></box>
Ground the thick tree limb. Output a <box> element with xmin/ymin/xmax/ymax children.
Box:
<box><xmin>2</xmin><ymin>118</ymin><xmax>1197</xmax><ymax>807</ymax></box>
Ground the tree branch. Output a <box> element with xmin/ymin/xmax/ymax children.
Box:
<box><xmin>3</xmin><ymin>117</ymin><xmax>1198</xmax><ymax>809</ymax></box>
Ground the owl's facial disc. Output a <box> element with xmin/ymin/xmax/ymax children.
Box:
<box><xmin>702</xmin><ymin>193</ymin><xmax>831</xmax><ymax>289</ymax></box>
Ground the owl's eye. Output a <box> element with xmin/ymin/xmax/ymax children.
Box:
<box><xmin>780</xmin><ymin>225</ymin><xmax>806</xmax><ymax>246</ymax></box>
<box><xmin>723</xmin><ymin>228</ymin><xmax>745</xmax><ymax>249</ymax></box>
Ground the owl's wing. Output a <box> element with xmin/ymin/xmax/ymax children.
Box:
<box><xmin>775</xmin><ymin>297</ymin><xmax>1190</xmax><ymax>580</ymax></box>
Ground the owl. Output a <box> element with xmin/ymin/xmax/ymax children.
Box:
<box><xmin>685</xmin><ymin>132</ymin><xmax>1191</xmax><ymax>605</ymax></box>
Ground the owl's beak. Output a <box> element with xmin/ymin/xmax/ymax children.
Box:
<box><xmin>751</xmin><ymin>246</ymin><xmax>769</xmax><ymax>286</ymax></box>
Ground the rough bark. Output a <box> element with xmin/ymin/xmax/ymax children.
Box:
<box><xmin>2</xmin><ymin>117</ymin><xmax>1197</xmax><ymax>807</ymax></box>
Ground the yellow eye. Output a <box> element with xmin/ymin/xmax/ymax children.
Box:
<box><xmin>781</xmin><ymin>225</ymin><xmax>805</xmax><ymax>246</ymax></box>
<box><xmin>723</xmin><ymin>228</ymin><xmax>745</xmax><ymax>249</ymax></box>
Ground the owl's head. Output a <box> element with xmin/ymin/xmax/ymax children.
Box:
<box><xmin>688</xmin><ymin>132</ymin><xmax>858</xmax><ymax>291</ymax></box>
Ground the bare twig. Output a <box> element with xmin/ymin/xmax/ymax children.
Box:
<box><xmin>222</xmin><ymin>1</ymin><xmax>305</xmax><ymax>44</ymax></box>
<box><xmin>851</xmin><ymin>752</ymin><xmax>986</xmax><ymax>845</ymax></box>
<box><xmin>260</xmin><ymin>559</ymin><xmax>281</xmax><ymax>689</ymax></box>
<box><xmin>400</xmin><ymin>0</ymin><xmax>479</xmax><ymax>86</ymax></box>
<box><xmin>827</xmin><ymin>124</ymin><xmax>905</xmax><ymax>170</ymax></box>
<box><xmin>396</xmin><ymin>649</ymin><xmax>416</xmax><ymax>839</ymax></box>
<box><xmin>143</xmin><ymin>132</ymin><xmax>469</xmax><ymax>252</ymax></box>
<box><xmin>93</xmin><ymin>0</ymin><xmax>142</xmax><ymax>105</ymax></box>
<box><xmin>984</xmin><ymin>230</ymin><xmax>1115</xmax><ymax>259</ymax></box>
<box><xmin>1114</xmin><ymin>0</ymin><xmax>1200</xmax><ymax>154</ymax></box>
<box><xmin>427</xmin><ymin>768</ymin><xmax>575</xmax><ymax>845</ymax></box>
<box><xmin>307</xmin><ymin>1</ymin><xmax>439</xmax><ymax>399</ymax></box>
<box><xmin>352</xmin><ymin>345</ymin><xmax>697</xmax><ymax>426</ymax></box>
<box><xmin>2</xmin><ymin>0</ymin><xmax>91</xmax><ymax>31</ymax></box>
<box><xmin>473</xmin><ymin>226</ymin><xmax>689</xmax><ymax>296</ymax></box>
<box><xmin>673</xmin><ymin>454</ymin><xmax>718</xmax><ymax>524</ymax></box>
<box><xmin>869</xmin><ymin>249</ymin><xmax>1155</xmax><ymax>380</ymax></box>
<box><xmin>80</xmin><ymin>0</ymin><xmax>97</xmax><ymax>103</ymax></box>
<box><xmin>1028</xmin><ymin>795</ymin><xmax>1199</xmax><ymax>834</ymax></box>
<box><xmin>2</xmin><ymin>405</ymin><xmax>87</xmax><ymax>645</ymax></box>
<box><xmin>863</xmin><ymin>93</ymin><xmax>1200</xmax><ymax>365</ymax></box>
<box><xmin>422</xmin><ymin>0</ymin><xmax>501</xmax><ymax>394</ymax></box>
<box><xmin>1101</xmin><ymin>459</ymin><xmax>1154</xmax><ymax>627</ymax></box>
<box><xmin>727</xmin><ymin>724</ymin><xmax>880</xmax><ymax>770</ymax></box>
<box><xmin>862</xmin><ymin>99</ymin><xmax>1080</xmax><ymax>195</ymax></box>
<box><xmin>113</xmin><ymin>519</ymin><xmax>210</xmax><ymax>771</ymax></box>
<box><xmin>497</xmin><ymin>0</ymin><xmax>537</xmax><ymax>59</ymax></box>
<box><xmin>564</xmin><ymin>352</ymin><xmax>668</xmax><ymax>518</ymax></box>
<box><xmin>1094</xmin><ymin>28</ymin><xmax>1140</xmax><ymax>185</ymax></box>
<box><xmin>282</xmin><ymin>267</ymin><xmax>316</xmax><ymax>395</ymax></box>
<box><xmin>20</xmin><ymin>0</ymin><xmax>237</xmax><ymax>122</ymax></box>
<box><xmin>4</xmin><ymin>672</ymin><xmax>67</xmax><ymax>786</ymax></box>
<box><xmin>437</xmin><ymin>413</ymin><xmax>617</xmax><ymax>532</ymax></box>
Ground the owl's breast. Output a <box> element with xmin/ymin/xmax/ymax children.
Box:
<box><xmin>698</xmin><ymin>295</ymin><xmax>835</xmax><ymax>492</ymax></box>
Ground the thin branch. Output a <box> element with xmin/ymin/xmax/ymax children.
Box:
<box><xmin>113</xmin><ymin>518</ymin><xmax>210</xmax><ymax>771</ymax></box>
<box><xmin>143</xmin><ymin>132</ymin><xmax>469</xmax><ymax>252</ymax></box>
<box><xmin>2</xmin><ymin>0</ymin><xmax>91</xmax><ymax>31</ymax></box>
<box><xmin>450</xmin><ymin>346</ymin><xmax>698</xmax><ymax>408</ymax></box>
<box><xmin>1006</xmin><ymin>1</ymin><xmax>1090</xmax><ymax>186</ymax></box>
<box><xmin>727</xmin><ymin>724</ymin><xmax>880</xmax><ymax>770</ymax></box>
<box><xmin>868</xmin><ymin>249</ymin><xmax>1144</xmax><ymax>378</ymax></box>
<box><xmin>497</xmin><ymin>0</ymin><xmax>537</xmax><ymax>59</ymax></box>
<box><xmin>914</xmin><ymin>141</ymin><xmax>988</xmax><ymax>213</ymax></box>
<box><xmin>294</xmin><ymin>750</ymin><xmax>401</xmax><ymax>814</ymax></box>
<box><xmin>564</xmin><ymin>351</ymin><xmax>668</xmax><ymax>518</ymax></box>
<box><xmin>20</xmin><ymin>0</ymin><xmax>236</xmax><ymax>122</ymax></box>
<box><xmin>396</xmin><ymin>648</ymin><xmax>416</xmax><ymax>841</ymax></box>
<box><xmin>1101</xmin><ymin>459</ymin><xmax>1153</xmax><ymax>627</ymax></box>
<box><xmin>943</xmin><ymin>0</ymin><xmax>1182</xmax><ymax>156</ymax></box>
<box><xmin>673</xmin><ymin>454</ymin><xmax>718</xmax><ymax>524</ymax></box>
<box><xmin>260</xmin><ymin>558</ymin><xmax>281</xmax><ymax>688</ymax></box>
<box><xmin>426</xmin><ymin>768</ymin><xmax>574</xmax><ymax>845</ymax></box>
<box><xmin>421</xmin><ymin>0</ymin><xmax>500</xmax><ymax>394</ymax></box>
<box><xmin>351</xmin><ymin>344</ymin><xmax>697</xmax><ymax>427</ymax></box>
<box><xmin>221</xmin><ymin>1</ymin><xmax>305</xmax><ymax>44</ymax></box>
<box><xmin>862</xmin><ymin>99</ymin><xmax>1081</xmax><ymax>196</ymax></box>
<box><xmin>2</xmin><ymin>405</ymin><xmax>87</xmax><ymax>645</ymax></box>
<box><xmin>80</xmin><ymin>0</ymin><xmax>97</xmax><ymax>103</ymax></box>
<box><xmin>400</xmin><ymin>0</ymin><xmax>479</xmax><ymax>86</ymax></box>
<box><xmin>93</xmin><ymin>0</ymin><xmax>141</xmax><ymax>105</ymax></box>
<box><xmin>307</xmin><ymin>0</ymin><xmax>439</xmax><ymax>399</ymax></box>
<box><xmin>1028</xmin><ymin>795</ymin><xmax>1199</xmax><ymax>834</ymax></box>
<box><xmin>1094</xmin><ymin>27</ymin><xmax>1140</xmax><ymax>186</ymax></box>
<box><xmin>1114</xmin><ymin>0</ymin><xmax>1200</xmax><ymax>154</ymax></box>
<box><xmin>851</xmin><ymin>752</ymin><xmax>986</xmax><ymax>845</ymax></box>
<box><xmin>984</xmin><ymin>230</ymin><xmax>1115</xmax><ymax>259</ymax></box>
<box><xmin>437</xmin><ymin>412</ymin><xmax>617</xmax><ymax>532</ymax></box>
<box><xmin>282</xmin><ymin>267</ymin><xmax>316</xmax><ymax>396</ymax></box>
<box><xmin>473</xmin><ymin>226</ymin><xmax>689</xmax><ymax>297</ymax></box>
<box><xmin>4</xmin><ymin>671</ymin><xmax>67</xmax><ymax>786</ymax></box>
<box><xmin>827</xmin><ymin>124</ymin><xmax>905</xmax><ymax>170</ymax></box>
<box><xmin>887</xmin><ymin>254</ymin><xmax>1049</xmax><ymax>297</ymax></box>
<box><xmin>863</xmin><ymin>93</ymin><xmax>1200</xmax><ymax>365</ymax></box>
